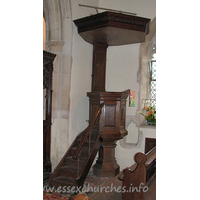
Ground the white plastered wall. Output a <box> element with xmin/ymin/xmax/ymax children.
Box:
<box><xmin>43</xmin><ymin>0</ymin><xmax>99</xmax><ymax>170</ymax></box>
<box><xmin>99</xmin><ymin>0</ymin><xmax>156</xmax><ymax>170</ymax></box>
<box><xmin>44</xmin><ymin>0</ymin><xmax>74</xmax><ymax>170</ymax></box>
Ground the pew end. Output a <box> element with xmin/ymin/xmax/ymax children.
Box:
<box><xmin>119</xmin><ymin>147</ymin><xmax>156</xmax><ymax>200</ymax></box>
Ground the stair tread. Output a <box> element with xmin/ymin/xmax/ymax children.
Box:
<box><xmin>59</xmin><ymin>166</ymin><xmax>82</xmax><ymax>172</ymax></box>
<box><xmin>70</xmin><ymin>147</ymin><xmax>91</xmax><ymax>154</ymax></box>
<box><xmin>66</xmin><ymin>157</ymin><xmax>87</xmax><ymax>161</ymax></box>
<box><xmin>52</xmin><ymin>176</ymin><xmax>77</xmax><ymax>188</ymax></box>
<box><xmin>77</xmin><ymin>139</ymin><xmax>96</xmax><ymax>143</ymax></box>
<box><xmin>53</xmin><ymin>176</ymin><xmax>76</xmax><ymax>184</ymax></box>
<box><xmin>71</xmin><ymin>146</ymin><xmax>89</xmax><ymax>150</ymax></box>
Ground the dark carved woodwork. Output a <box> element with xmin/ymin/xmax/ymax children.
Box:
<box><xmin>87</xmin><ymin>91</ymin><xmax>129</xmax><ymax>177</ymax></box>
<box><xmin>119</xmin><ymin>147</ymin><xmax>156</xmax><ymax>200</ymax></box>
<box><xmin>73</xmin><ymin>11</ymin><xmax>150</xmax><ymax>46</ymax></box>
<box><xmin>74</xmin><ymin>12</ymin><xmax>150</xmax><ymax>177</ymax></box>
<box><xmin>92</xmin><ymin>44</ymin><xmax>108</xmax><ymax>92</ymax></box>
<box><xmin>145</xmin><ymin>138</ymin><xmax>156</xmax><ymax>154</ymax></box>
<box><xmin>43</xmin><ymin>50</ymin><xmax>56</xmax><ymax>182</ymax></box>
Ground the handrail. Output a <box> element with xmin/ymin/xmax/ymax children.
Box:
<box><xmin>145</xmin><ymin>146</ymin><xmax>156</xmax><ymax>166</ymax></box>
<box><xmin>51</xmin><ymin>128</ymin><xmax>87</xmax><ymax>173</ymax></box>
<box><xmin>73</xmin><ymin>103</ymin><xmax>104</xmax><ymax>159</ymax></box>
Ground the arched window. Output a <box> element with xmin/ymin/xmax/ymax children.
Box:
<box><xmin>142</xmin><ymin>33</ymin><xmax>156</xmax><ymax>109</ymax></box>
<box><xmin>148</xmin><ymin>33</ymin><xmax>156</xmax><ymax>104</ymax></box>
<box><xmin>149</xmin><ymin>53</ymin><xmax>156</xmax><ymax>100</ymax></box>
<box><xmin>139</xmin><ymin>18</ymin><xmax>156</xmax><ymax>124</ymax></box>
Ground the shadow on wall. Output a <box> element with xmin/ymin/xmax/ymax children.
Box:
<box><xmin>120</xmin><ymin>115</ymin><xmax>143</xmax><ymax>149</ymax></box>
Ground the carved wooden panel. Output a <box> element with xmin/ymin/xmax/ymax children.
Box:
<box><xmin>120</xmin><ymin>104</ymin><xmax>126</xmax><ymax>126</ymax></box>
<box><xmin>43</xmin><ymin>50</ymin><xmax>56</xmax><ymax>181</ymax></box>
<box><xmin>104</xmin><ymin>105</ymin><xmax>116</xmax><ymax>127</ymax></box>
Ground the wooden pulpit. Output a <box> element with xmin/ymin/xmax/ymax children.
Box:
<box><xmin>74</xmin><ymin>11</ymin><xmax>150</xmax><ymax>177</ymax></box>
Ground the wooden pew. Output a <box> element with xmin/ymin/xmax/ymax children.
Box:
<box><xmin>119</xmin><ymin>147</ymin><xmax>156</xmax><ymax>200</ymax></box>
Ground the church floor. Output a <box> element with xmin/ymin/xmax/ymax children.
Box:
<box><xmin>43</xmin><ymin>170</ymin><xmax>113</xmax><ymax>199</ymax></box>
<box><xmin>43</xmin><ymin>170</ymin><xmax>156</xmax><ymax>200</ymax></box>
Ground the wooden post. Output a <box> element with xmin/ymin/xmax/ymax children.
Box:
<box><xmin>92</xmin><ymin>44</ymin><xmax>108</xmax><ymax>92</ymax></box>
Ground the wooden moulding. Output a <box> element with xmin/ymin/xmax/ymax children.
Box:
<box><xmin>43</xmin><ymin>50</ymin><xmax>56</xmax><ymax>182</ymax></box>
<box><xmin>73</xmin><ymin>11</ymin><xmax>150</xmax><ymax>46</ymax></box>
<box><xmin>43</xmin><ymin>50</ymin><xmax>56</xmax><ymax>66</ymax></box>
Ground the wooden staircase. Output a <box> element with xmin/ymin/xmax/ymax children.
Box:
<box><xmin>49</xmin><ymin>104</ymin><xmax>104</xmax><ymax>189</ymax></box>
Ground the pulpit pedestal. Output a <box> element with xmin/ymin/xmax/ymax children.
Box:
<box><xmin>87</xmin><ymin>91</ymin><xmax>129</xmax><ymax>177</ymax></box>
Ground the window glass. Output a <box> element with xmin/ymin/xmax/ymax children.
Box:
<box><xmin>149</xmin><ymin>53</ymin><xmax>156</xmax><ymax>101</ymax></box>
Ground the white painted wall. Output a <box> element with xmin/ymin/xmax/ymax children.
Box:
<box><xmin>68</xmin><ymin>0</ymin><xmax>97</xmax><ymax>146</ymax></box>
<box><xmin>98</xmin><ymin>0</ymin><xmax>156</xmax><ymax>170</ymax></box>
<box><xmin>99</xmin><ymin>0</ymin><xmax>156</xmax><ymax>19</ymax></box>
<box><xmin>116</xmin><ymin>126</ymin><xmax>156</xmax><ymax>169</ymax></box>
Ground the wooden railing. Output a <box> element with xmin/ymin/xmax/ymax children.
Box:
<box><xmin>49</xmin><ymin>128</ymin><xmax>87</xmax><ymax>182</ymax></box>
<box><xmin>73</xmin><ymin>103</ymin><xmax>104</xmax><ymax>159</ymax></box>
<box><xmin>119</xmin><ymin>147</ymin><xmax>156</xmax><ymax>200</ymax></box>
<box><xmin>49</xmin><ymin>103</ymin><xmax>104</xmax><ymax>186</ymax></box>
